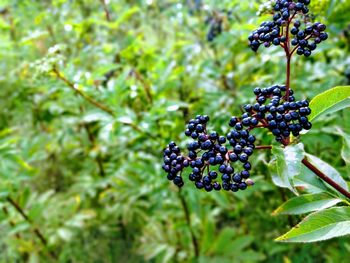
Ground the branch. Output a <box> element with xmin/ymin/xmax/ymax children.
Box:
<box><xmin>2</xmin><ymin>206</ymin><xmax>21</xmax><ymax>239</ymax></box>
<box><xmin>302</xmin><ymin>157</ymin><xmax>350</xmax><ymax>199</ymax></box>
<box><xmin>53</xmin><ymin>68</ymin><xmax>158</xmax><ymax>140</ymax></box>
<box><xmin>6</xmin><ymin>197</ymin><xmax>57</xmax><ymax>259</ymax></box>
<box><xmin>52</xmin><ymin>68</ymin><xmax>115</xmax><ymax>117</ymax></box>
<box><xmin>99</xmin><ymin>0</ymin><xmax>111</xmax><ymax>22</ymax></box>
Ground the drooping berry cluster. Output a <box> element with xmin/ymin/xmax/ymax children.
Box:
<box><xmin>248</xmin><ymin>0</ymin><xmax>328</xmax><ymax>56</ymax></box>
<box><xmin>290</xmin><ymin>21</ymin><xmax>328</xmax><ymax>57</ymax></box>
<box><xmin>163</xmin><ymin>115</ymin><xmax>255</xmax><ymax>192</ymax></box>
<box><xmin>242</xmin><ymin>85</ymin><xmax>312</xmax><ymax>143</ymax></box>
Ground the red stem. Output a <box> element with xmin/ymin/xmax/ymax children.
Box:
<box><xmin>302</xmin><ymin>158</ymin><xmax>350</xmax><ymax>199</ymax></box>
<box><xmin>255</xmin><ymin>145</ymin><xmax>273</xmax><ymax>150</ymax></box>
<box><xmin>285</xmin><ymin>55</ymin><xmax>291</xmax><ymax>100</ymax></box>
<box><xmin>284</xmin><ymin>11</ymin><xmax>298</xmax><ymax>101</ymax></box>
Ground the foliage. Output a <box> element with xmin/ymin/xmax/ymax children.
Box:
<box><xmin>0</xmin><ymin>0</ymin><xmax>350</xmax><ymax>262</ymax></box>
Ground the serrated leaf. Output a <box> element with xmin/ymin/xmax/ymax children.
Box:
<box><xmin>309</xmin><ymin>86</ymin><xmax>350</xmax><ymax>121</ymax></box>
<box><xmin>270</xmin><ymin>143</ymin><xmax>305</xmax><ymax>194</ymax></box>
<box><xmin>305</xmin><ymin>153</ymin><xmax>349</xmax><ymax>192</ymax></box>
<box><xmin>273</xmin><ymin>193</ymin><xmax>342</xmax><ymax>215</ymax></box>
<box><xmin>276</xmin><ymin>207</ymin><xmax>350</xmax><ymax>242</ymax></box>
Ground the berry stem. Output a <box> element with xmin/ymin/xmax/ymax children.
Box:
<box><xmin>285</xmin><ymin>55</ymin><xmax>291</xmax><ymax>100</ymax></box>
<box><xmin>302</xmin><ymin>157</ymin><xmax>350</xmax><ymax>200</ymax></box>
<box><xmin>284</xmin><ymin>12</ymin><xmax>297</xmax><ymax>102</ymax></box>
<box><xmin>255</xmin><ymin>145</ymin><xmax>273</xmax><ymax>150</ymax></box>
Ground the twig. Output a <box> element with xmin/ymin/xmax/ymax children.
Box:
<box><xmin>53</xmin><ymin>68</ymin><xmax>158</xmax><ymax>140</ymax></box>
<box><xmin>52</xmin><ymin>68</ymin><xmax>115</xmax><ymax>117</ymax></box>
<box><xmin>6</xmin><ymin>197</ymin><xmax>57</xmax><ymax>259</ymax></box>
<box><xmin>99</xmin><ymin>0</ymin><xmax>111</xmax><ymax>22</ymax></box>
<box><xmin>2</xmin><ymin>206</ymin><xmax>21</xmax><ymax>239</ymax></box>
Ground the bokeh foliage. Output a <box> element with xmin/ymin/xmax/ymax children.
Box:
<box><xmin>0</xmin><ymin>0</ymin><xmax>350</xmax><ymax>262</ymax></box>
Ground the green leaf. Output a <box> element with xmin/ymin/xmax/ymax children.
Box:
<box><xmin>305</xmin><ymin>154</ymin><xmax>349</xmax><ymax>192</ymax></box>
<box><xmin>273</xmin><ymin>193</ymin><xmax>343</xmax><ymax>215</ymax></box>
<box><xmin>309</xmin><ymin>86</ymin><xmax>350</xmax><ymax>121</ymax></box>
<box><xmin>211</xmin><ymin>228</ymin><xmax>236</xmax><ymax>254</ymax></box>
<box><xmin>270</xmin><ymin>143</ymin><xmax>305</xmax><ymax>194</ymax></box>
<box><xmin>275</xmin><ymin>207</ymin><xmax>350</xmax><ymax>242</ymax></box>
<box><xmin>294</xmin><ymin>165</ymin><xmax>328</xmax><ymax>194</ymax></box>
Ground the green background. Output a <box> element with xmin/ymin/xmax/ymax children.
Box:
<box><xmin>0</xmin><ymin>0</ymin><xmax>349</xmax><ymax>262</ymax></box>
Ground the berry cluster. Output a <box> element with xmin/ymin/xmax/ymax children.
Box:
<box><xmin>162</xmin><ymin>1</ymin><xmax>318</xmax><ymax>194</ymax></box>
<box><xmin>274</xmin><ymin>0</ymin><xmax>310</xmax><ymax>14</ymax></box>
<box><xmin>291</xmin><ymin>21</ymin><xmax>328</xmax><ymax>57</ymax></box>
<box><xmin>163</xmin><ymin>115</ymin><xmax>255</xmax><ymax>192</ymax></box>
<box><xmin>243</xmin><ymin>85</ymin><xmax>312</xmax><ymax>142</ymax></box>
<box><xmin>248</xmin><ymin>21</ymin><xmax>286</xmax><ymax>51</ymax></box>
<box><xmin>162</xmin><ymin>89</ymin><xmax>313</xmax><ymax>190</ymax></box>
<box><xmin>248</xmin><ymin>0</ymin><xmax>328</xmax><ymax>56</ymax></box>
<box><xmin>162</xmin><ymin>142</ymin><xmax>187</xmax><ymax>188</ymax></box>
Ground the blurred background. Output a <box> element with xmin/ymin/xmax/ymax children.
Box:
<box><xmin>0</xmin><ymin>0</ymin><xmax>350</xmax><ymax>262</ymax></box>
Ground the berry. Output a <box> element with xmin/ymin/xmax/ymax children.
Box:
<box><xmin>213</xmin><ymin>182</ymin><xmax>221</xmax><ymax>191</ymax></box>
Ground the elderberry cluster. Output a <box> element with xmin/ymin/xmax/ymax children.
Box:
<box><xmin>163</xmin><ymin>115</ymin><xmax>255</xmax><ymax>192</ymax></box>
<box><xmin>243</xmin><ymin>85</ymin><xmax>312</xmax><ymax>142</ymax></box>
<box><xmin>291</xmin><ymin>21</ymin><xmax>328</xmax><ymax>57</ymax></box>
<box><xmin>248</xmin><ymin>21</ymin><xmax>286</xmax><ymax>51</ymax></box>
<box><xmin>248</xmin><ymin>0</ymin><xmax>328</xmax><ymax>55</ymax></box>
<box><xmin>162</xmin><ymin>142</ymin><xmax>187</xmax><ymax>188</ymax></box>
